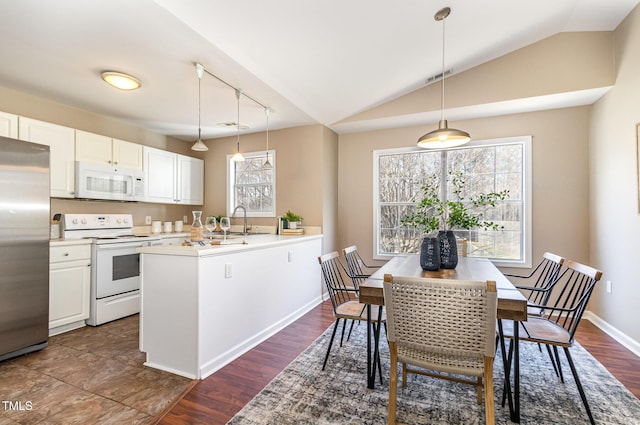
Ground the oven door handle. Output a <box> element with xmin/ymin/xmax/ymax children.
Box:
<box><xmin>96</xmin><ymin>241</ymin><xmax>147</xmax><ymax>250</ymax></box>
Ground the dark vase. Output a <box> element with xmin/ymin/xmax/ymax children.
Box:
<box><xmin>438</xmin><ymin>230</ymin><xmax>458</xmax><ymax>269</ymax></box>
<box><xmin>419</xmin><ymin>236</ymin><xmax>441</xmax><ymax>271</ymax></box>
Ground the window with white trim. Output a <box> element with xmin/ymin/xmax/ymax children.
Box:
<box><xmin>227</xmin><ymin>150</ymin><xmax>276</xmax><ymax>217</ymax></box>
<box><xmin>373</xmin><ymin>137</ymin><xmax>531</xmax><ymax>267</ymax></box>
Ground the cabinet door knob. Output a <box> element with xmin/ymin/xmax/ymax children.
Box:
<box><xmin>63</xmin><ymin>252</ymin><xmax>69</xmax><ymax>256</ymax></box>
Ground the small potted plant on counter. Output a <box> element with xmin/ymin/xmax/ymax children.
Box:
<box><xmin>401</xmin><ymin>172</ymin><xmax>508</xmax><ymax>270</ymax></box>
<box><xmin>283</xmin><ymin>210</ymin><xmax>303</xmax><ymax>229</ymax></box>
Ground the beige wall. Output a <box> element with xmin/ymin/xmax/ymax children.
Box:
<box><xmin>321</xmin><ymin>126</ymin><xmax>339</xmax><ymax>254</ymax></box>
<box><xmin>337</xmin><ymin>106</ymin><xmax>591</xmax><ymax>271</ymax></box>
<box><xmin>0</xmin><ymin>84</ymin><xmax>203</xmax><ymax>227</ymax></box>
<box><xmin>200</xmin><ymin>124</ymin><xmax>339</xmax><ymax>252</ymax></box>
<box><xmin>589</xmin><ymin>4</ymin><xmax>640</xmax><ymax>344</ymax></box>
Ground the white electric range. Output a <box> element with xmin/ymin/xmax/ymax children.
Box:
<box><xmin>62</xmin><ymin>214</ymin><xmax>159</xmax><ymax>326</ymax></box>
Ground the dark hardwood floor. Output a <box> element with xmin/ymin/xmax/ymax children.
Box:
<box><xmin>156</xmin><ymin>300</ymin><xmax>640</xmax><ymax>425</ymax></box>
<box><xmin>574</xmin><ymin>319</ymin><xmax>640</xmax><ymax>398</ymax></box>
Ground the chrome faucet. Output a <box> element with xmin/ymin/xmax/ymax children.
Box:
<box><xmin>232</xmin><ymin>205</ymin><xmax>248</xmax><ymax>235</ymax></box>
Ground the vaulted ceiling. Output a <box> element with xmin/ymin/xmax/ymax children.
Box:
<box><xmin>0</xmin><ymin>0</ymin><xmax>637</xmax><ymax>145</ymax></box>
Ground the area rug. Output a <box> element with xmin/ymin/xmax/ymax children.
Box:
<box><xmin>227</xmin><ymin>321</ymin><xmax>640</xmax><ymax>425</ymax></box>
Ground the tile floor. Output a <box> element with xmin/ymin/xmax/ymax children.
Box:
<box><xmin>0</xmin><ymin>315</ymin><xmax>193</xmax><ymax>425</ymax></box>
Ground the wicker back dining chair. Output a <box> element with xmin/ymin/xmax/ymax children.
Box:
<box><xmin>499</xmin><ymin>260</ymin><xmax>603</xmax><ymax>425</ymax></box>
<box><xmin>342</xmin><ymin>245</ymin><xmax>381</xmax><ymax>289</ymax></box>
<box><xmin>318</xmin><ymin>252</ymin><xmax>385</xmax><ymax>374</ymax></box>
<box><xmin>503</xmin><ymin>252</ymin><xmax>565</xmax><ymax>315</ymax></box>
<box><xmin>383</xmin><ymin>274</ymin><xmax>498</xmax><ymax>425</ymax></box>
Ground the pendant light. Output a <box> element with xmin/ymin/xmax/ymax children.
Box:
<box><xmin>417</xmin><ymin>7</ymin><xmax>470</xmax><ymax>149</ymax></box>
<box><xmin>191</xmin><ymin>63</ymin><xmax>209</xmax><ymax>151</ymax></box>
<box><xmin>231</xmin><ymin>89</ymin><xmax>245</xmax><ymax>161</ymax></box>
<box><xmin>262</xmin><ymin>107</ymin><xmax>273</xmax><ymax>169</ymax></box>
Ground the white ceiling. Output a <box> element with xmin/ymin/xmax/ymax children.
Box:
<box><xmin>0</xmin><ymin>0</ymin><xmax>637</xmax><ymax>144</ymax></box>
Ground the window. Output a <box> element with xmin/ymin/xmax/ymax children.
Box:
<box><xmin>227</xmin><ymin>150</ymin><xmax>276</xmax><ymax>217</ymax></box>
<box><xmin>373</xmin><ymin>136</ymin><xmax>531</xmax><ymax>267</ymax></box>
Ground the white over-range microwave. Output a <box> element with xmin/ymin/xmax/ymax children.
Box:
<box><xmin>75</xmin><ymin>161</ymin><xmax>145</xmax><ymax>201</ymax></box>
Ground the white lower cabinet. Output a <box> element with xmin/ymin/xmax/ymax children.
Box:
<box><xmin>49</xmin><ymin>243</ymin><xmax>91</xmax><ymax>335</ymax></box>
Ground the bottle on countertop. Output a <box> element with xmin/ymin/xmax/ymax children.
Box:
<box><xmin>191</xmin><ymin>211</ymin><xmax>203</xmax><ymax>241</ymax></box>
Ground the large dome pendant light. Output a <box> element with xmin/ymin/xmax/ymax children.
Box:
<box><xmin>191</xmin><ymin>63</ymin><xmax>209</xmax><ymax>151</ymax></box>
<box><xmin>417</xmin><ymin>7</ymin><xmax>470</xmax><ymax>149</ymax></box>
<box><xmin>231</xmin><ymin>89</ymin><xmax>245</xmax><ymax>162</ymax></box>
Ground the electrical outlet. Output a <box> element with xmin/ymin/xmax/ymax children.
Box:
<box><xmin>606</xmin><ymin>280</ymin><xmax>612</xmax><ymax>294</ymax></box>
<box><xmin>288</xmin><ymin>250</ymin><xmax>293</xmax><ymax>262</ymax></box>
<box><xmin>145</xmin><ymin>216</ymin><xmax>152</xmax><ymax>225</ymax></box>
<box><xmin>183</xmin><ymin>215</ymin><xmax>188</xmax><ymax>223</ymax></box>
<box><xmin>225</xmin><ymin>263</ymin><xmax>232</xmax><ymax>278</ymax></box>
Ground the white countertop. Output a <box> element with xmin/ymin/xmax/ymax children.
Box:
<box><xmin>138</xmin><ymin>233</ymin><xmax>323</xmax><ymax>257</ymax></box>
<box><xmin>49</xmin><ymin>232</ymin><xmax>190</xmax><ymax>246</ymax></box>
<box><xmin>49</xmin><ymin>238</ymin><xmax>92</xmax><ymax>247</ymax></box>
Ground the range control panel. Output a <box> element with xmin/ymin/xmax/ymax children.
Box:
<box><xmin>62</xmin><ymin>214</ymin><xmax>133</xmax><ymax>231</ymax></box>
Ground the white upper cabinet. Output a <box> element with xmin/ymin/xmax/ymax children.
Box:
<box><xmin>144</xmin><ymin>146</ymin><xmax>177</xmax><ymax>203</ymax></box>
<box><xmin>0</xmin><ymin>111</ymin><xmax>18</xmax><ymax>138</ymax></box>
<box><xmin>18</xmin><ymin>117</ymin><xmax>76</xmax><ymax>198</ymax></box>
<box><xmin>113</xmin><ymin>139</ymin><xmax>143</xmax><ymax>169</ymax></box>
<box><xmin>76</xmin><ymin>130</ymin><xmax>143</xmax><ymax>170</ymax></box>
<box><xmin>177</xmin><ymin>154</ymin><xmax>204</xmax><ymax>205</ymax></box>
<box><xmin>143</xmin><ymin>146</ymin><xmax>204</xmax><ymax>205</ymax></box>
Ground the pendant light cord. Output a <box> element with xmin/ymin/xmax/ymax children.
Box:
<box><xmin>266</xmin><ymin>107</ymin><xmax>270</xmax><ymax>151</ymax></box>
<box><xmin>236</xmin><ymin>88</ymin><xmax>241</xmax><ymax>151</ymax></box>
<box><xmin>198</xmin><ymin>69</ymin><xmax>202</xmax><ymax>140</ymax></box>
<box><xmin>440</xmin><ymin>14</ymin><xmax>446</xmax><ymax>123</ymax></box>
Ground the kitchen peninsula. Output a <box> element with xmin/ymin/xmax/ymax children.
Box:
<box><xmin>138</xmin><ymin>233</ymin><xmax>323</xmax><ymax>379</ymax></box>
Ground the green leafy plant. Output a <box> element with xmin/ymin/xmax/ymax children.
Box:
<box><xmin>401</xmin><ymin>172</ymin><xmax>509</xmax><ymax>235</ymax></box>
<box><xmin>283</xmin><ymin>210</ymin><xmax>303</xmax><ymax>223</ymax></box>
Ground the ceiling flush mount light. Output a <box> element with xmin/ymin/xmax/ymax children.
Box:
<box><xmin>417</xmin><ymin>7</ymin><xmax>470</xmax><ymax>149</ymax></box>
<box><xmin>263</xmin><ymin>107</ymin><xmax>273</xmax><ymax>169</ymax></box>
<box><xmin>101</xmin><ymin>71</ymin><xmax>141</xmax><ymax>91</ymax></box>
<box><xmin>231</xmin><ymin>89</ymin><xmax>245</xmax><ymax>162</ymax></box>
<box><xmin>191</xmin><ymin>63</ymin><xmax>208</xmax><ymax>151</ymax></box>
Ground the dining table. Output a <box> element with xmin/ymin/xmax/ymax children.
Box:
<box><xmin>359</xmin><ymin>254</ymin><xmax>528</xmax><ymax>423</ymax></box>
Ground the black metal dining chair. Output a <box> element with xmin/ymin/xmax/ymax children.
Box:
<box><xmin>318</xmin><ymin>252</ymin><xmax>385</xmax><ymax>378</ymax></box>
<box><xmin>503</xmin><ymin>252</ymin><xmax>565</xmax><ymax>315</ymax></box>
<box><xmin>342</xmin><ymin>245</ymin><xmax>381</xmax><ymax>289</ymax></box>
<box><xmin>499</xmin><ymin>260</ymin><xmax>603</xmax><ymax>425</ymax></box>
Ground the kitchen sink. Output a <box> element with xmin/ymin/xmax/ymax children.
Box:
<box><xmin>206</xmin><ymin>232</ymin><xmax>272</xmax><ymax>240</ymax></box>
<box><xmin>207</xmin><ymin>234</ymin><xmax>245</xmax><ymax>240</ymax></box>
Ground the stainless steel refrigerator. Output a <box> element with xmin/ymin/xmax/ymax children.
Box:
<box><xmin>0</xmin><ymin>136</ymin><xmax>50</xmax><ymax>362</ymax></box>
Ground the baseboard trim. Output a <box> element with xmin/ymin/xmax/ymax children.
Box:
<box><xmin>583</xmin><ymin>311</ymin><xmax>640</xmax><ymax>358</ymax></box>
